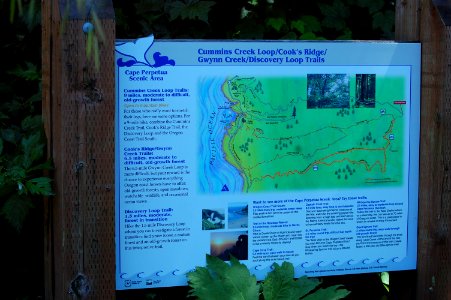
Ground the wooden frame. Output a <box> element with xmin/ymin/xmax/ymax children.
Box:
<box><xmin>41</xmin><ymin>0</ymin><xmax>451</xmax><ymax>298</ymax></box>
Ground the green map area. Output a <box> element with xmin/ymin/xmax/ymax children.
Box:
<box><xmin>221</xmin><ymin>75</ymin><xmax>406</xmax><ymax>192</ymax></box>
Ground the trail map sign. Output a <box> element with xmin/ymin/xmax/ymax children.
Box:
<box><xmin>115</xmin><ymin>36</ymin><xmax>420</xmax><ymax>290</ymax></box>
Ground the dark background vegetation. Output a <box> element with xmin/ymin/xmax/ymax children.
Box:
<box><xmin>0</xmin><ymin>0</ymin><xmax>414</xmax><ymax>299</ymax></box>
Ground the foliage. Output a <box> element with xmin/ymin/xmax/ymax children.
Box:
<box><xmin>187</xmin><ymin>255</ymin><xmax>260</xmax><ymax>300</ymax></box>
<box><xmin>114</xmin><ymin>0</ymin><xmax>395</xmax><ymax>40</ymax></box>
<box><xmin>187</xmin><ymin>255</ymin><xmax>350</xmax><ymax>300</ymax></box>
<box><xmin>380</xmin><ymin>272</ymin><xmax>389</xmax><ymax>293</ymax></box>
<box><xmin>0</xmin><ymin>0</ymin><xmax>52</xmax><ymax>231</ymax></box>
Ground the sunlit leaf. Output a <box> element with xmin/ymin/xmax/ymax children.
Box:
<box><xmin>380</xmin><ymin>272</ymin><xmax>389</xmax><ymax>286</ymax></box>
<box><xmin>301</xmin><ymin>285</ymin><xmax>350</xmax><ymax>300</ymax></box>
<box><xmin>380</xmin><ymin>272</ymin><xmax>390</xmax><ymax>292</ymax></box>
<box><xmin>187</xmin><ymin>255</ymin><xmax>259</xmax><ymax>300</ymax></box>
<box><xmin>262</xmin><ymin>262</ymin><xmax>321</xmax><ymax>300</ymax></box>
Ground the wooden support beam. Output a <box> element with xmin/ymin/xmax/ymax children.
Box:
<box><xmin>42</xmin><ymin>1</ymin><xmax>116</xmax><ymax>299</ymax></box>
<box><xmin>396</xmin><ymin>0</ymin><xmax>451</xmax><ymax>299</ymax></box>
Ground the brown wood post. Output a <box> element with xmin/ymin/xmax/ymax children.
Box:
<box><xmin>396</xmin><ymin>0</ymin><xmax>451</xmax><ymax>299</ymax></box>
<box><xmin>42</xmin><ymin>1</ymin><xmax>116</xmax><ymax>298</ymax></box>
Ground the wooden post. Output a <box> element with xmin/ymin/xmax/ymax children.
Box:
<box><xmin>42</xmin><ymin>1</ymin><xmax>116</xmax><ymax>299</ymax></box>
<box><xmin>396</xmin><ymin>0</ymin><xmax>451</xmax><ymax>299</ymax></box>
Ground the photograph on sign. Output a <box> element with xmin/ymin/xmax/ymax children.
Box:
<box><xmin>115</xmin><ymin>36</ymin><xmax>420</xmax><ymax>290</ymax></box>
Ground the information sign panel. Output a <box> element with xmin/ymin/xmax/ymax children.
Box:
<box><xmin>115</xmin><ymin>36</ymin><xmax>420</xmax><ymax>290</ymax></box>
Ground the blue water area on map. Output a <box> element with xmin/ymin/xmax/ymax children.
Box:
<box><xmin>198</xmin><ymin>77</ymin><xmax>243</xmax><ymax>193</ymax></box>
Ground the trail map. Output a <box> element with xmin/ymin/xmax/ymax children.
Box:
<box><xmin>200</xmin><ymin>75</ymin><xmax>406</xmax><ymax>193</ymax></box>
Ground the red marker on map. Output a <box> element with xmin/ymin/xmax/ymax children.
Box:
<box><xmin>393</xmin><ymin>100</ymin><xmax>406</xmax><ymax>105</ymax></box>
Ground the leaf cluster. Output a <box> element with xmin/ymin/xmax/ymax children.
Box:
<box><xmin>187</xmin><ymin>255</ymin><xmax>350</xmax><ymax>300</ymax></box>
<box><xmin>0</xmin><ymin>2</ymin><xmax>52</xmax><ymax>231</ymax></box>
<box><xmin>114</xmin><ymin>0</ymin><xmax>394</xmax><ymax>40</ymax></box>
<box><xmin>0</xmin><ymin>92</ymin><xmax>53</xmax><ymax>231</ymax></box>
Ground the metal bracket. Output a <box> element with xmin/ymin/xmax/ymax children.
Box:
<box><xmin>68</xmin><ymin>273</ymin><xmax>90</xmax><ymax>299</ymax></box>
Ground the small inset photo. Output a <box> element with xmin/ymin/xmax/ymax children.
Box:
<box><xmin>355</xmin><ymin>74</ymin><xmax>376</xmax><ymax>108</ymax></box>
<box><xmin>210</xmin><ymin>231</ymin><xmax>248</xmax><ymax>261</ymax></box>
<box><xmin>202</xmin><ymin>208</ymin><xmax>225</xmax><ymax>230</ymax></box>
<box><xmin>228</xmin><ymin>202</ymin><xmax>248</xmax><ymax>229</ymax></box>
<box><xmin>307</xmin><ymin>74</ymin><xmax>350</xmax><ymax>109</ymax></box>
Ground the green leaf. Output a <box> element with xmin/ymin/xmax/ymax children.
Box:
<box><xmin>290</xmin><ymin>20</ymin><xmax>305</xmax><ymax>34</ymax></box>
<box><xmin>1</xmin><ymin>128</ymin><xmax>18</xmax><ymax>144</ymax></box>
<box><xmin>21</xmin><ymin>133</ymin><xmax>44</xmax><ymax>169</ymax></box>
<box><xmin>267</xmin><ymin>17</ymin><xmax>286</xmax><ymax>32</ymax></box>
<box><xmin>167</xmin><ymin>0</ymin><xmax>215</xmax><ymax>23</ymax></box>
<box><xmin>25</xmin><ymin>177</ymin><xmax>53</xmax><ymax>196</ymax></box>
<box><xmin>1</xmin><ymin>194</ymin><xmax>33</xmax><ymax>231</ymax></box>
<box><xmin>281</xmin><ymin>31</ymin><xmax>297</xmax><ymax>40</ymax></box>
<box><xmin>205</xmin><ymin>253</ymin><xmax>229</xmax><ymax>277</ymax></box>
<box><xmin>187</xmin><ymin>255</ymin><xmax>259</xmax><ymax>300</ymax></box>
<box><xmin>356</xmin><ymin>0</ymin><xmax>384</xmax><ymax>14</ymax></box>
<box><xmin>336</xmin><ymin>28</ymin><xmax>352</xmax><ymax>40</ymax></box>
<box><xmin>26</xmin><ymin>159</ymin><xmax>53</xmax><ymax>173</ymax></box>
<box><xmin>300</xmin><ymin>15</ymin><xmax>321</xmax><ymax>32</ymax></box>
<box><xmin>380</xmin><ymin>272</ymin><xmax>389</xmax><ymax>286</ymax></box>
<box><xmin>301</xmin><ymin>285</ymin><xmax>350</xmax><ymax>300</ymax></box>
<box><xmin>263</xmin><ymin>262</ymin><xmax>295</xmax><ymax>300</ymax></box>
<box><xmin>296</xmin><ymin>276</ymin><xmax>322</xmax><ymax>297</ymax></box>
<box><xmin>187</xmin><ymin>265</ymin><xmax>237</xmax><ymax>299</ymax></box>
<box><xmin>318</xmin><ymin>0</ymin><xmax>349</xmax><ymax>30</ymax></box>
<box><xmin>263</xmin><ymin>263</ymin><xmax>321</xmax><ymax>300</ymax></box>
<box><xmin>380</xmin><ymin>272</ymin><xmax>390</xmax><ymax>292</ymax></box>
<box><xmin>318</xmin><ymin>0</ymin><xmax>349</xmax><ymax>18</ymax></box>
<box><xmin>372</xmin><ymin>11</ymin><xmax>394</xmax><ymax>34</ymax></box>
<box><xmin>6</xmin><ymin>166</ymin><xmax>26</xmax><ymax>182</ymax></box>
<box><xmin>300</xmin><ymin>32</ymin><xmax>317</xmax><ymax>40</ymax></box>
<box><xmin>226</xmin><ymin>256</ymin><xmax>259</xmax><ymax>300</ymax></box>
<box><xmin>7</xmin><ymin>62</ymin><xmax>40</xmax><ymax>81</ymax></box>
<box><xmin>21</xmin><ymin>115</ymin><xmax>42</xmax><ymax>131</ymax></box>
<box><xmin>9</xmin><ymin>0</ymin><xmax>16</xmax><ymax>23</ymax></box>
